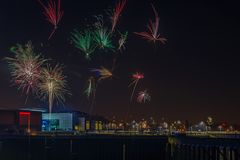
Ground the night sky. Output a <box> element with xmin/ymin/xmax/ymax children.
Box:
<box><xmin>0</xmin><ymin>0</ymin><xmax>240</xmax><ymax>124</ymax></box>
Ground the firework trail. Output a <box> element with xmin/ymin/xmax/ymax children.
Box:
<box><xmin>84</xmin><ymin>76</ymin><xmax>98</xmax><ymax>114</ymax></box>
<box><xmin>129</xmin><ymin>72</ymin><xmax>144</xmax><ymax>101</ymax></box>
<box><xmin>137</xmin><ymin>90</ymin><xmax>151</xmax><ymax>103</ymax></box>
<box><xmin>84</xmin><ymin>76</ymin><xmax>96</xmax><ymax>99</ymax></box>
<box><xmin>6</xmin><ymin>42</ymin><xmax>46</xmax><ymax>97</ymax></box>
<box><xmin>38</xmin><ymin>0</ymin><xmax>64</xmax><ymax>40</ymax></box>
<box><xmin>71</xmin><ymin>29</ymin><xmax>96</xmax><ymax>60</ymax></box>
<box><xmin>93</xmin><ymin>16</ymin><xmax>114</xmax><ymax>50</ymax></box>
<box><xmin>89</xmin><ymin>60</ymin><xmax>116</xmax><ymax>113</ymax></box>
<box><xmin>38</xmin><ymin>64</ymin><xmax>68</xmax><ymax>114</ymax></box>
<box><xmin>134</xmin><ymin>4</ymin><xmax>167</xmax><ymax>44</ymax></box>
<box><xmin>111</xmin><ymin>0</ymin><xmax>126</xmax><ymax>33</ymax></box>
<box><xmin>91</xmin><ymin>66</ymin><xmax>113</xmax><ymax>81</ymax></box>
<box><xmin>118</xmin><ymin>31</ymin><xmax>128</xmax><ymax>51</ymax></box>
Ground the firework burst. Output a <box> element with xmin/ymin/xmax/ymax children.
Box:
<box><xmin>110</xmin><ymin>0</ymin><xmax>126</xmax><ymax>33</ymax></box>
<box><xmin>38</xmin><ymin>64</ymin><xmax>68</xmax><ymax>114</ymax></box>
<box><xmin>129</xmin><ymin>72</ymin><xmax>144</xmax><ymax>101</ymax></box>
<box><xmin>94</xmin><ymin>28</ymin><xmax>114</xmax><ymax>50</ymax></box>
<box><xmin>93</xmin><ymin>16</ymin><xmax>114</xmax><ymax>50</ymax></box>
<box><xmin>6</xmin><ymin>42</ymin><xmax>46</xmax><ymax>96</ymax></box>
<box><xmin>118</xmin><ymin>31</ymin><xmax>128</xmax><ymax>51</ymax></box>
<box><xmin>71</xmin><ymin>29</ymin><xmax>96</xmax><ymax>60</ymax></box>
<box><xmin>137</xmin><ymin>90</ymin><xmax>151</xmax><ymax>103</ymax></box>
<box><xmin>134</xmin><ymin>4</ymin><xmax>167</xmax><ymax>44</ymax></box>
<box><xmin>38</xmin><ymin>0</ymin><xmax>64</xmax><ymax>40</ymax></box>
<box><xmin>91</xmin><ymin>66</ymin><xmax>113</xmax><ymax>81</ymax></box>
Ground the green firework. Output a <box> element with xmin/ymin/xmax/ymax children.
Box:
<box><xmin>93</xmin><ymin>27</ymin><xmax>114</xmax><ymax>50</ymax></box>
<box><xmin>71</xmin><ymin>29</ymin><xmax>96</xmax><ymax>59</ymax></box>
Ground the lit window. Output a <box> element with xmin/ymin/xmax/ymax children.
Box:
<box><xmin>86</xmin><ymin>121</ymin><xmax>90</xmax><ymax>130</ymax></box>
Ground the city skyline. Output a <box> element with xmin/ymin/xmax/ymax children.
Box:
<box><xmin>0</xmin><ymin>0</ymin><xmax>240</xmax><ymax>124</ymax></box>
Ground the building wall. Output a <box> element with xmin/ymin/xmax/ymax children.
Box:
<box><xmin>42</xmin><ymin>113</ymin><xmax>73</xmax><ymax>131</ymax></box>
<box><xmin>78</xmin><ymin>117</ymin><xmax>86</xmax><ymax>131</ymax></box>
<box><xmin>18</xmin><ymin>111</ymin><xmax>42</xmax><ymax>131</ymax></box>
<box><xmin>0</xmin><ymin>111</ymin><xmax>16</xmax><ymax>125</ymax></box>
<box><xmin>0</xmin><ymin>110</ymin><xmax>42</xmax><ymax>132</ymax></box>
<box><xmin>0</xmin><ymin>111</ymin><xmax>17</xmax><ymax>131</ymax></box>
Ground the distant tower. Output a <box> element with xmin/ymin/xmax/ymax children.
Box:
<box><xmin>206</xmin><ymin>117</ymin><xmax>214</xmax><ymax>131</ymax></box>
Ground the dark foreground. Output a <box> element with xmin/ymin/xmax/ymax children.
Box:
<box><xmin>0</xmin><ymin>134</ymin><xmax>240</xmax><ymax>160</ymax></box>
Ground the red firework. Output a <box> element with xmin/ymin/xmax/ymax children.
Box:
<box><xmin>132</xmin><ymin>72</ymin><xmax>144</xmax><ymax>80</ymax></box>
<box><xmin>129</xmin><ymin>72</ymin><xmax>144</xmax><ymax>101</ymax></box>
<box><xmin>134</xmin><ymin>4</ymin><xmax>167</xmax><ymax>44</ymax></box>
<box><xmin>38</xmin><ymin>0</ymin><xmax>64</xmax><ymax>40</ymax></box>
<box><xmin>111</xmin><ymin>0</ymin><xmax>126</xmax><ymax>33</ymax></box>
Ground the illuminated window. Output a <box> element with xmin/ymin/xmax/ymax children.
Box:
<box><xmin>86</xmin><ymin>121</ymin><xmax>90</xmax><ymax>130</ymax></box>
<box><xmin>95</xmin><ymin>121</ymin><xmax>99</xmax><ymax>130</ymax></box>
<box><xmin>74</xmin><ymin>125</ymin><xmax>79</xmax><ymax>131</ymax></box>
<box><xmin>99</xmin><ymin>121</ymin><xmax>102</xmax><ymax>130</ymax></box>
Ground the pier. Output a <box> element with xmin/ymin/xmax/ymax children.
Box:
<box><xmin>0</xmin><ymin>135</ymin><xmax>239</xmax><ymax>160</ymax></box>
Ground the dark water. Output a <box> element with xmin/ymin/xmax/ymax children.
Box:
<box><xmin>0</xmin><ymin>135</ymin><xmax>167</xmax><ymax>160</ymax></box>
<box><xmin>0</xmin><ymin>135</ymin><xmax>240</xmax><ymax>160</ymax></box>
<box><xmin>170</xmin><ymin>136</ymin><xmax>240</xmax><ymax>160</ymax></box>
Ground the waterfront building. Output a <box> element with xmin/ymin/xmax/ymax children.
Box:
<box><xmin>0</xmin><ymin>108</ymin><xmax>44</xmax><ymax>133</ymax></box>
<box><xmin>42</xmin><ymin>108</ymin><xmax>108</xmax><ymax>132</ymax></box>
<box><xmin>0</xmin><ymin>106</ymin><xmax>109</xmax><ymax>133</ymax></box>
